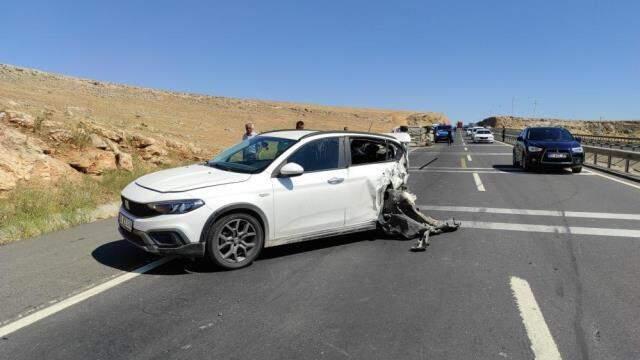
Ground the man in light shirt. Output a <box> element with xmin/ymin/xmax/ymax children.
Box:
<box><xmin>242</xmin><ymin>122</ymin><xmax>258</xmax><ymax>160</ymax></box>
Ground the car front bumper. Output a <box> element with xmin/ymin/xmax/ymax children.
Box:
<box><xmin>118</xmin><ymin>225</ymin><xmax>205</xmax><ymax>257</ymax></box>
<box><xmin>526</xmin><ymin>151</ymin><xmax>584</xmax><ymax>167</ymax></box>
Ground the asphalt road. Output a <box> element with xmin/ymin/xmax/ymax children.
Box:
<box><xmin>2</xmin><ymin>132</ymin><xmax>640</xmax><ymax>359</ymax></box>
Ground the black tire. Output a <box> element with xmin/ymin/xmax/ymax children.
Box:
<box><xmin>521</xmin><ymin>152</ymin><xmax>530</xmax><ymax>171</ymax></box>
<box><xmin>572</xmin><ymin>166</ymin><xmax>582</xmax><ymax>173</ymax></box>
<box><xmin>512</xmin><ymin>150</ymin><xmax>520</xmax><ymax>167</ymax></box>
<box><xmin>205</xmin><ymin>213</ymin><xmax>264</xmax><ymax>270</ymax></box>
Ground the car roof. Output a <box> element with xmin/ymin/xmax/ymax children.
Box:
<box><xmin>259</xmin><ymin>129</ymin><xmax>397</xmax><ymax>142</ymax></box>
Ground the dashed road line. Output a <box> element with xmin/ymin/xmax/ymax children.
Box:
<box><xmin>0</xmin><ymin>257</ymin><xmax>173</xmax><ymax>338</ymax></box>
<box><xmin>460</xmin><ymin>158</ymin><xmax>467</xmax><ymax>168</ymax></box>
<box><xmin>459</xmin><ymin>220</ymin><xmax>640</xmax><ymax>238</ymax></box>
<box><xmin>466</xmin><ymin>154</ymin><xmax>472</xmax><ymax>162</ymax></box>
<box><xmin>510</xmin><ymin>276</ymin><xmax>563</xmax><ymax>360</ymax></box>
<box><xmin>416</xmin><ymin>205</ymin><xmax>640</xmax><ymax>221</ymax></box>
<box><xmin>472</xmin><ymin>172</ymin><xmax>486</xmax><ymax>191</ymax></box>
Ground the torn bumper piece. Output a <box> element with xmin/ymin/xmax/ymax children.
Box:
<box><xmin>378</xmin><ymin>189</ymin><xmax>460</xmax><ymax>251</ymax></box>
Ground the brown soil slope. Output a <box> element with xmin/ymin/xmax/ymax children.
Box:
<box><xmin>0</xmin><ymin>64</ymin><xmax>448</xmax><ymax>154</ymax></box>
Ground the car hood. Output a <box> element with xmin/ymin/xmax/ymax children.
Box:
<box><xmin>528</xmin><ymin>140</ymin><xmax>579</xmax><ymax>149</ymax></box>
<box><xmin>135</xmin><ymin>164</ymin><xmax>251</xmax><ymax>192</ymax></box>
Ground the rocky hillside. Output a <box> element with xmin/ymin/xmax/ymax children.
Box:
<box><xmin>0</xmin><ymin>64</ymin><xmax>447</xmax><ymax>194</ymax></box>
<box><xmin>479</xmin><ymin>116</ymin><xmax>640</xmax><ymax>137</ymax></box>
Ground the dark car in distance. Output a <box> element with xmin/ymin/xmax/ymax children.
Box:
<box><xmin>513</xmin><ymin>127</ymin><xmax>584</xmax><ymax>173</ymax></box>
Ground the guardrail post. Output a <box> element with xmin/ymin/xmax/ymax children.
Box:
<box><xmin>607</xmin><ymin>153</ymin><xmax>612</xmax><ymax>168</ymax></box>
<box><xmin>593</xmin><ymin>152</ymin><xmax>597</xmax><ymax>165</ymax></box>
<box><xmin>625</xmin><ymin>159</ymin><xmax>630</xmax><ymax>173</ymax></box>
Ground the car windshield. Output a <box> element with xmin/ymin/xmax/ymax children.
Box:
<box><xmin>477</xmin><ymin>130</ymin><xmax>491</xmax><ymax>134</ymax></box>
<box><xmin>207</xmin><ymin>136</ymin><xmax>297</xmax><ymax>173</ymax></box>
<box><xmin>527</xmin><ymin>128</ymin><xmax>574</xmax><ymax>141</ymax></box>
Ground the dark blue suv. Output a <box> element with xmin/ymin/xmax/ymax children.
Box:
<box><xmin>513</xmin><ymin>127</ymin><xmax>584</xmax><ymax>173</ymax></box>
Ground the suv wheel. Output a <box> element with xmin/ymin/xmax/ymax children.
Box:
<box><xmin>572</xmin><ymin>166</ymin><xmax>582</xmax><ymax>174</ymax></box>
<box><xmin>512</xmin><ymin>150</ymin><xmax>520</xmax><ymax>167</ymax></box>
<box><xmin>206</xmin><ymin>213</ymin><xmax>264</xmax><ymax>269</ymax></box>
<box><xmin>521</xmin><ymin>152</ymin><xmax>530</xmax><ymax>171</ymax></box>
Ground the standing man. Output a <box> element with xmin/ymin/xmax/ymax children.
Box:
<box><xmin>243</xmin><ymin>122</ymin><xmax>257</xmax><ymax>141</ymax></box>
<box><xmin>296</xmin><ymin>120</ymin><xmax>305</xmax><ymax>130</ymax></box>
<box><xmin>243</xmin><ymin>122</ymin><xmax>258</xmax><ymax>160</ymax></box>
<box><xmin>501</xmin><ymin>126</ymin><xmax>506</xmax><ymax>142</ymax></box>
<box><xmin>447</xmin><ymin>127</ymin><xmax>453</xmax><ymax>146</ymax></box>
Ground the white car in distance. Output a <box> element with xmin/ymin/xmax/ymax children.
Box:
<box><xmin>473</xmin><ymin>129</ymin><xmax>495</xmax><ymax>143</ymax></box>
<box><xmin>118</xmin><ymin>130</ymin><xmax>409</xmax><ymax>269</ymax></box>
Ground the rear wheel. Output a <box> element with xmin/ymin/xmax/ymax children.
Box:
<box><xmin>572</xmin><ymin>166</ymin><xmax>582</xmax><ymax>173</ymax></box>
<box><xmin>206</xmin><ymin>213</ymin><xmax>264</xmax><ymax>269</ymax></box>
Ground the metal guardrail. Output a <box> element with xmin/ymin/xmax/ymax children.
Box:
<box><xmin>502</xmin><ymin>134</ymin><xmax>640</xmax><ymax>178</ymax></box>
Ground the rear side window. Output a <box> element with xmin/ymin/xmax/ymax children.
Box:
<box><xmin>350</xmin><ymin>137</ymin><xmax>388</xmax><ymax>165</ymax></box>
<box><xmin>287</xmin><ymin>137</ymin><xmax>342</xmax><ymax>172</ymax></box>
<box><xmin>387</xmin><ymin>142</ymin><xmax>404</xmax><ymax>161</ymax></box>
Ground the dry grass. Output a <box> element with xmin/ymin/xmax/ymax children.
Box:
<box><xmin>0</xmin><ymin>160</ymin><xmax>160</xmax><ymax>244</ymax></box>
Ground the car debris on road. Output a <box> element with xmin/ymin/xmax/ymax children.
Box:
<box><xmin>379</xmin><ymin>189</ymin><xmax>460</xmax><ymax>251</ymax></box>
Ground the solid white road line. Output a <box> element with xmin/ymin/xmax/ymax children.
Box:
<box><xmin>408</xmin><ymin>169</ymin><xmax>593</xmax><ymax>175</ymax></box>
<box><xmin>587</xmin><ymin>169</ymin><xmax>640</xmax><ymax>191</ymax></box>
<box><xmin>415</xmin><ymin>205</ymin><xmax>640</xmax><ymax>221</ymax></box>
<box><xmin>472</xmin><ymin>172</ymin><xmax>486</xmax><ymax>191</ymax></box>
<box><xmin>459</xmin><ymin>220</ymin><xmax>640</xmax><ymax>238</ymax></box>
<box><xmin>0</xmin><ymin>257</ymin><xmax>173</xmax><ymax>338</ymax></box>
<box><xmin>510</xmin><ymin>277</ymin><xmax>563</xmax><ymax>360</ymax></box>
<box><xmin>466</xmin><ymin>154</ymin><xmax>472</xmax><ymax>162</ymax></box>
<box><xmin>410</xmin><ymin>152</ymin><xmax>512</xmax><ymax>155</ymax></box>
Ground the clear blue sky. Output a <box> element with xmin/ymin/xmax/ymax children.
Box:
<box><xmin>2</xmin><ymin>0</ymin><xmax>639</xmax><ymax>123</ymax></box>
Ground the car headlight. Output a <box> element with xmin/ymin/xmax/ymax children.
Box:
<box><xmin>148</xmin><ymin>199</ymin><xmax>205</xmax><ymax>214</ymax></box>
<box><xmin>528</xmin><ymin>146</ymin><xmax>543</xmax><ymax>152</ymax></box>
<box><xmin>572</xmin><ymin>146</ymin><xmax>584</xmax><ymax>153</ymax></box>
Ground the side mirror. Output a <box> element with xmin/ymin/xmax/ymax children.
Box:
<box><xmin>575</xmin><ymin>136</ymin><xmax>582</xmax><ymax>143</ymax></box>
<box><xmin>279</xmin><ymin>162</ymin><xmax>304</xmax><ymax>177</ymax></box>
<box><xmin>517</xmin><ymin>136</ymin><xmax>523</xmax><ymax>141</ymax></box>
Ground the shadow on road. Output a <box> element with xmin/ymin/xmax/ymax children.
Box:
<box><xmin>93</xmin><ymin>231</ymin><xmax>405</xmax><ymax>275</ymax></box>
<box><xmin>492</xmin><ymin>164</ymin><xmax>574</xmax><ymax>175</ymax></box>
<box><xmin>91</xmin><ymin>239</ymin><xmax>159</xmax><ymax>272</ymax></box>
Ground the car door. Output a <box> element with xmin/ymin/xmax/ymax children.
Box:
<box><xmin>271</xmin><ymin>136</ymin><xmax>348</xmax><ymax>241</ymax></box>
<box><xmin>344</xmin><ymin>136</ymin><xmax>396</xmax><ymax>227</ymax></box>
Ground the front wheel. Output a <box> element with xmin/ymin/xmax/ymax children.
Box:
<box><xmin>512</xmin><ymin>150</ymin><xmax>520</xmax><ymax>167</ymax></box>
<box><xmin>572</xmin><ymin>166</ymin><xmax>582</xmax><ymax>173</ymax></box>
<box><xmin>206</xmin><ymin>213</ymin><xmax>264</xmax><ymax>269</ymax></box>
<box><xmin>521</xmin><ymin>152</ymin><xmax>530</xmax><ymax>171</ymax></box>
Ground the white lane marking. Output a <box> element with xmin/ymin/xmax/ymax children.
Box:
<box><xmin>409</xmin><ymin>152</ymin><xmax>513</xmax><ymax>156</ymax></box>
<box><xmin>510</xmin><ymin>277</ymin><xmax>563</xmax><ymax>360</ymax></box>
<box><xmin>464</xmin><ymin>147</ymin><xmax>468</xmax><ymax>151</ymax></box>
<box><xmin>466</xmin><ymin>154</ymin><xmax>472</xmax><ymax>162</ymax></box>
<box><xmin>587</xmin><ymin>169</ymin><xmax>640</xmax><ymax>191</ymax></box>
<box><xmin>493</xmin><ymin>139</ymin><xmax>515</xmax><ymax>147</ymax></box>
<box><xmin>472</xmin><ymin>172</ymin><xmax>486</xmax><ymax>191</ymax></box>
<box><xmin>459</xmin><ymin>220</ymin><xmax>640</xmax><ymax>238</ymax></box>
<box><xmin>409</xmin><ymin>169</ymin><xmax>593</xmax><ymax>175</ymax></box>
<box><xmin>0</xmin><ymin>257</ymin><xmax>173</xmax><ymax>337</ymax></box>
<box><xmin>416</xmin><ymin>205</ymin><xmax>640</xmax><ymax>221</ymax></box>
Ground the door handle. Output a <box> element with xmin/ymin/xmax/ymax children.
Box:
<box><xmin>327</xmin><ymin>177</ymin><xmax>344</xmax><ymax>185</ymax></box>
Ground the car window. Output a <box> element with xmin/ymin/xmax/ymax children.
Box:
<box><xmin>528</xmin><ymin>128</ymin><xmax>574</xmax><ymax>141</ymax></box>
<box><xmin>477</xmin><ymin>130</ymin><xmax>491</xmax><ymax>134</ymax></box>
<box><xmin>387</xmin><ymin>141</ymin><xmax>404</xmax><ymax>161</ymax></box>
<box><xmin>287</xmin><ymin>137</ymin><xmax>341</xmax><ymax>172</ymax></box>
<box><xmin>350</xmin><ymin>137</ymin><xmax>388</xmax><ymax>165</ymax></box>
<box><xmin>210</xmin><ymin>136</ymin><xmax>297</xmax><ymax>173</ymax></box>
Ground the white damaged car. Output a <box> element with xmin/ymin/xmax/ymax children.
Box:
<box><xmin>119</xmin><ymin>130</ymin><xmax>409</xmax><ymax>269</ymax></box>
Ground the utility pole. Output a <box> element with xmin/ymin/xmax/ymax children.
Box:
<box><xmin>533</xmin><ymin>99</ymin><xmax>537</xmax><ymax>117</ymax></box>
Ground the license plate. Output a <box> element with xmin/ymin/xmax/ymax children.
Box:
<box><xmin>548</xmin><ymin>153</ymin><xmax>566</xmax><ymax>159</ymax></box>
<box><xmin>118</xmin><ymin>212</ymin><xmax>133</xmax><ymax>232</ymax></box>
